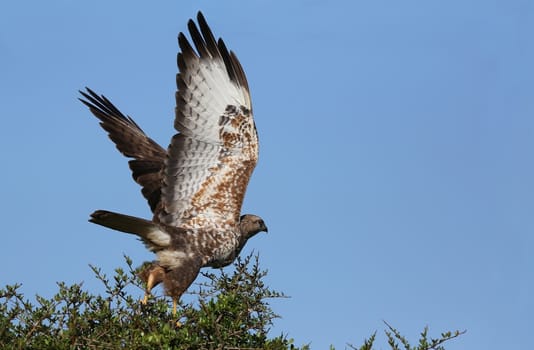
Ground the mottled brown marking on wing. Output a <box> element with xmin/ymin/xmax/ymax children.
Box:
<box><xmin>158</xmin><ymin>12</ymin><xmax>259</xmax><ymax>232</ymax></box>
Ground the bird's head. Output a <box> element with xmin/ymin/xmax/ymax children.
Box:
<box><xmin>239</xmin><ymin>214</ymin><xmax>268</xmax><ymax>239</ymax></box>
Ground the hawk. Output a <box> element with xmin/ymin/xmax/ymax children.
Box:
<box><xmin>80</xmin><ymin>12</ymin><xmax>267</xmax><ymax>314</ymax></box>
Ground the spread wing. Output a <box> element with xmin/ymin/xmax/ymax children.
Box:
<box><xmin>79</xmin><ymin>88</ymin><xmax>166</xmax><ymax>212</ymax></box>
<box><xmin>158</xmin><ymin>12</ymin><xmax>259</xmax><ymax>229</ymax></box>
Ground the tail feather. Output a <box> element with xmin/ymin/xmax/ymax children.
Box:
<box><xmin>89</xmin><ymin>210</ymin><xmax>170</xmax><ymax>248</ymax></box>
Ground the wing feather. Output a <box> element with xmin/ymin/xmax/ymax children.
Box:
<box><xmin>79</xmin><ymin>88</ymin><xmax>166</xmax><ymax>211</ymax></box>
<box><xmin>158</xmin><ymin>12</ymin><xmax>258</xmax><ymax>229</ymax></box>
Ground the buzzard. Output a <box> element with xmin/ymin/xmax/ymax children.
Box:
<box><xmin>80</xmin><ymin>12</ymin><xmax>267</xmax><ymax>314</ymax></box>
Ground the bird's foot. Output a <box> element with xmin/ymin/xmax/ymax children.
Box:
<box><xmin>171</xmin><ymin>299</ymin><xmax>182</xmax><ymax>327</ymax></box>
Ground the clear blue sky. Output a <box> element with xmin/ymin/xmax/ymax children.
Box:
<box><xmin>1</xmin><ymin>1</ymin><xmax>533</xmax><ymax>349</ymax></box>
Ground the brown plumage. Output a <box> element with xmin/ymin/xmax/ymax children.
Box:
<box><xmin>79</xmin><ymin>89</ymin><xmax>165</xmax><ymax>211</ymax></box>
<box><xmin>80</xmin><ymin>12</ymin><xmax>267</xmax><ymax>314</ymax></box>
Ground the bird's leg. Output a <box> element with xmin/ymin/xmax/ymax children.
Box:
<box><xmin>172</xmin><ymin>298</ymin><xmax>183</xmax><ymax>327</ymax></box>
<box><xmin>140</xmin><ymin>265</ymin><xmax>165</xmax><ymax>304</ymax></box>
<box><xmin>141</xmin><ymin>272</ymin><xmax>157</xmax><ymax>304</ymax></box>
<box><xmin>162</xmin><ymin>257</ymin><xmax>202</xmax><ymax>321</ymax></box>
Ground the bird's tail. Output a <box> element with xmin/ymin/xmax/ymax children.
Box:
<box><xmin>89</xmin><ymin>210</ymin><xmax>171</xmax><ymax>248</ymax></box>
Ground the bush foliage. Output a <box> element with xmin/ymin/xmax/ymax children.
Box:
<box><xmin>0</xmin><ymin>254</ymin><xmax>463</xmax><ymax>349</ymax></box>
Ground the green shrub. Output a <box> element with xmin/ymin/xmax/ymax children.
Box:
<box><xmin>0</xmin><ymin>254</ymin><xmax>463</xmax><ymax>349</ymax></box>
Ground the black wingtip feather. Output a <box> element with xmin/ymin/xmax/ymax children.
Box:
<box><xmin>196</xmin><ymin>12</ymin><xmax>220</xmax><ymax>60</ymax></box>
<box><xmin>79</xmin><ymin>88</ymin><xmax>147</xmax><ymax>133</ymax></box>
<box><xmin>176</xmin><ymin>12</ymin><xmax>249</xmax><ymax>93</ymax></box>
<box><xmin>178</xmin><ymin>32</ymin><xmax>197</xmax><ymax>62</ymax></box>
<box><xmin>187</xmin><ymin>19</ymin><xmax>209</xmax><ymax>59</ymax></box>
<box><xmin>216</xmin><ymin>38</ymin><xmax>238</xmax><ymax>86</ymax></box>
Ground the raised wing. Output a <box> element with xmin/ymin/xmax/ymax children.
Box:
<box><xmin>158</xmin><ymin>12</ymin><xmax>259</xmax><ymax>229</ymax></box>
<box><xmin>79</xmin><ymin>88</ymin><xmax>166</xmax><ymax>211</ymax></box>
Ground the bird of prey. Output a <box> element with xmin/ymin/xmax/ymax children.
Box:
<box><xmin>80</xmin><ymin>12</ymin><xmax>267</xmax><ymax>315</ymax></box>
